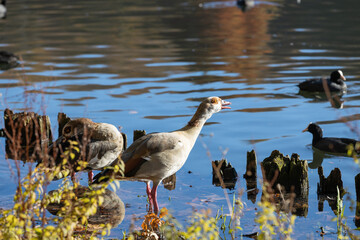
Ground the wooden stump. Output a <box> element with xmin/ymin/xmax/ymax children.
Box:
<box><xmin>261</xmin><ymin>150</ymin><xmax>309</xmax><ymax>216</ymax></box>
<box><xmin>317</xmin><ymin>167</ymin><xmax>344</xmax><ymax>195</ymax></box>
<box><xmin>243</xmin><ymin>150</ymin><xmax>258</xmax><ymax>203</ymax></box>
<box><xmin>57</xmin><ymin>112</ymin><xmax>71</xmax><ymax>137</ymax></box>
<box><xmin>317</xmin><ymin>167</ymin><xmax>344</xmax><ymax>213</ymax></box>
<box><xmin>354</xmin><ymin>173</ymin><xmax>360</xmax><ymax>227</ymax></box>
<box><xmin>121</xmin><ymin>133</ymin><xmax>127</xmax><ymax>150</ymax></box>
<box><xmin>261</xmin><ymin>150</ymin><xmax>309</xmax><ymax>198</ymax></box>
<box><xmin>244</xmin><ymin>149</ymin><xmax>257</xmax><ymax>179</ymax></box>
<box><xmin>355</xmin><ymin>173</ymin><xmax>360</xmax><ymax>202</ymax></box>
<box><xmin>2</xmin><ymin>108</ymin><xmax>53</xmax><ymax>161</ymax></box>
<box><xmin>133</xmin><ymin>130</ymin><xmax>146</xmax><ymax>142</ymax></box>
<box><xmin>212</xmin><ymin>159</ymin><xmax>238</xmax><ymax>190</ymax></box>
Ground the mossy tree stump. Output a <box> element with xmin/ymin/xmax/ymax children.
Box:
<box><xmin>261</xmin><ymin>150</ymin><xmax>309</xmax><ymax>216</ymax></box>
<box><xmin>261</xmin><ymin>150</ymin><xmax>309</xmax><ymax>198</ymax></box>
<box><xmin>2</xmin><ymin>108</ymin><xmax>52</xmax><ymax>161</ymax></box>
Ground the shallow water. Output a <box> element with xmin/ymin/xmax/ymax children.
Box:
<box><xmin>1</xmin><ymin>0</ymin><xmax>360</xmax><ymax>238</ymax></box>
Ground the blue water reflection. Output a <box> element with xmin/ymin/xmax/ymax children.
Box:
<box><xmin>0</xmin><ymin>0</ymin><xmax>359</xmax><ymax>238</ymax></box>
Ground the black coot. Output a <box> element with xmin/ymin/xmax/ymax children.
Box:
<box><xmin>298</xmin><ymin>70</ymin><xmax>346</xmax><ymax>92</ymax></box>
<box><xmin>303</xmin><ymin>122</ymin><xmax>358</xmax><ymax>154</ymax></box>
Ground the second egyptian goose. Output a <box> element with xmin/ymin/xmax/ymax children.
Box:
<box><xmin>303</xmin><ymin>122</ymin><xmax>359</xmax><ymax>154</ymax></box>
<box><xmin>93</xmin><ymin>96</ymin><xmax>231</xmax><ymax>214</ymax></box>
<box><xmin>298</xmin><ymin>70</ymin><xmax>346</xmax><ymax>92</ymax></box>
<box><xmin>46</xmin><ymin>118</ymin><xmax>124</xmax><ymax>182</ymax></box>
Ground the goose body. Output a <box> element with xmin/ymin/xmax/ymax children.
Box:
<box><xmin>93</xmin><ymin>96</ymin><xmax>231</xmax><ymax>214</ymax></box>
<box><xmin>298</xmin><ymin>70</ymin><xmax>346</xmax><ymax>92</ymax></box>
<box><xmin>47</xmin><ymin>118</ymin><xmax>124</xmax><ymax>182</ymax></box>
<box><xmin>303</xmin><ymin>123</ymin><xmax>358</xmax><ymax>154</ymax></box>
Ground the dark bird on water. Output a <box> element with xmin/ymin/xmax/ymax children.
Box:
<box><xmin>236</xmin><ymin>0</ymin><xmax>255</xmax><ymax>11</ymax></box>
<box><xmin>0</xmin><ymin>50</ymin><xmax>19</xmax><ymax>65</ymax></box>
<box><xmin>302</xmin><ymin>122</ymin><xmax>359</xmax><ymax>154</ymax></box>
<box><xmin>298</xmin><ymin>70</ymin><xmax>346</xmax><ymax>92</ymax></box>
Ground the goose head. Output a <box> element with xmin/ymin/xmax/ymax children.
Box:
<box><xmin>62</xmin><ymin>118</ymin><xmax>94</xmax><ymax>139</ymax></box>
<box><xmin>202</xmin><ymin>96</ymin><xmax>231</xmax><ymax>113</ymax></box>
<box><xmin>187</xmin><ymin>97</ymin><xmax>231</xmax><ymax>127</ymax></box>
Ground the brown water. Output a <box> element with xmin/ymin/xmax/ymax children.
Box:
<box><xmin>1</xmin><ymin>0</ymin><xmax>360</xmax><ymax>238</ymax></box>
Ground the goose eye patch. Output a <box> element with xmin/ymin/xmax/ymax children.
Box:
<box><xmin>211</xmin><ymin>98</ymin><xmax>218</xmax><ymax>104</ymax></box>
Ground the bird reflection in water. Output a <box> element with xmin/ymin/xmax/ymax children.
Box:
<box><xmin>298</xmin><ymin>91</ymin><xmax>344</xmax><ymax>109</ymax></box>
<box><xmin>308</xmin><ymin>148</ymin><xmax>325</xmax><ymax>169</ymax></box>
<box><xmin>47</xmin><ymin>186</ymin><xmax>125</xmax><ymax>232</ymax></box>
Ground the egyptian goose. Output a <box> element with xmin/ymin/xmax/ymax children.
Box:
<box><xmin>303</xmin><ymin>123</ymin><xmax>359</xmax><ymax>154</ymax></box>
<box><xmin>0</xmin><ymin>0</ymin><xmax>6</xmax><ymax>19</ymax></box>
<box><xmin>298</xmin><ymin>70</ymin><xmax>346</xmax><ymax>92</ymax></box>
<box><xmin>93</xmin><ymin>96</ymin><xmax>231</xmax><ymax>214</ymax></box>
<box><xmin>46</xmin><ymin>118</ymin><xmax>124</xmax><ymax>182</ymax></box>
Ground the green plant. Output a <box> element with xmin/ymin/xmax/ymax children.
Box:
<box><xmin>0</xmin><ymin>137</ymin><xmax>123</xmax><ymax>239</ymax></box>
<box><xmin>216</xmin><ymin>193</ymin><xmax>243</xmax><ymax>240</ymax></box>
<box><xmin>255</xmin><ymin>183</ymin><xmax>296</xmax><ymax>240</ymax></box>
<box><xmin>161</xmin><ymin>209</ymin><xmax>219</xmax><ymax>240</ymax></box>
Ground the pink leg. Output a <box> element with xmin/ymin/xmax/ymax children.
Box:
<box><xmin>88</xmin><ymin>170</ymin><xmax>94</xmax><ymax>183</ymax></box>
<box><xmin>146</xmin><ymin>182</ymin><xmax>153</xmax><ymax>211</ymax></box>
<box><xmin>71</xmin><ymin>171</ymin><xmax>76</xmax><ymax>182</ymax></box>
<box><xmin>151</xmin><ymin>181</ymin><xmax>160</xmax><ymax>215</ymax></box>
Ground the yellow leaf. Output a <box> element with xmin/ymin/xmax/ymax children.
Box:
<box><xmin>159</xmin><ymin>208</ymin><xmax>168</xmax><ymax>218</ymax></box>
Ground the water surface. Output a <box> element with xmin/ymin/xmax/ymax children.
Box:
<box><xmin>1</xmin><ymin>0</ymin><xmax>360</xmax><ymax>238</ymax></box>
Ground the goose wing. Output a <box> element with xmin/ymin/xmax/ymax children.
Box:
<box><xmin>122</xmin><ymin>132</ymin><xmax>183</xmax><ymax>177</ymax></box>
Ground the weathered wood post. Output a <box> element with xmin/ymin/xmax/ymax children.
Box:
<box><xmin>2</xmin><ymin>108</ymin><xmax>52</xmax><ymax>161</ymax></box>
<box><xmin>355</xmin><ymin>173</ymin><xmax>360</xmax><ymax>227</ymax></box>
<box><xmin>261</xmin><ymin>150</ymin><xmax>309</xmax><ymax>197</ymax></box>
<box><xmin>261</xmin><ymin>150</ymin><xmax>309</xmax><ymax>216</ymax></box>
<box><xmin>212</xmin><ymin>159</ymin><xmax>237</xmax><ymax>189</ymax></box>
<box><xmin>57</xmin><ymin>112</ymin><xmax>71</xmax><ymax>137</ymax></box>
<box><xmin>317</xmin><ymin>167</ymin><xmax>344</xmax><ymax>213</ymax></box>
<box><xmin>243</xmin><ymin>150</ymin><xmax>258</xmax><ymax>203</ymax></box>
<box><xmin>133</xmin><ymin>130</ymin><xmax>146</xmax><ymax>142</ymax></box>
